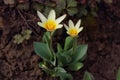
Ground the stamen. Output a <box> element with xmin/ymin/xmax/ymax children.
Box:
<box><xmin>44</xmin><ymin>20</ymin><xmax>57</xmax><ymax>31</ymax></box>
<box><xmin>69</xmin><ymin>28</ymin><xmax>78</xmax><ymax>37</ymax></box>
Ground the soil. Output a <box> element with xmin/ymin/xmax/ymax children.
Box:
<box><xmin>0</xmin><ymin>0</ymin><xmax>120</xmax><ymax>80</ymax></box>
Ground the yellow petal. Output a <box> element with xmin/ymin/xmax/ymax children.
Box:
<box><xmin>48</xmin><ymin>10</ymin><xmax>56</xmax><ymax>20</ymax></box>
<box><xmin>56</xmin><ymin>14</ymin><xmax>66</xmax><ymax>24</ymax></box>
<box><xmin>37</xmin><ymin>11</ymin><xmax>47</xmax><ymax>22</ymax></box>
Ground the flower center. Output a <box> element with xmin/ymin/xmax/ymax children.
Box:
<box><xmin>44</xmin><ymin>20</ymin><xmax>57</xmax><ymax>31</ymax></box>
<box><xmin>68</xmin><ymin>28</ymin><xmax>78</xmax><ymax>37</ymax></box>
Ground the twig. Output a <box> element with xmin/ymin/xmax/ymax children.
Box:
<box><xmin>17</xmin><ymin>9</ymin><xmax>29</xmax><ymax>28</ymax></box>
<box><xmin>17</xmin><ymin>9</ymin><xmax>39</xmax><ymax>35</ymax></box>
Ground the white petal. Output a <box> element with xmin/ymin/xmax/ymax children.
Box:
<box><xmin>57</xmin><ymin>24</ymin><xmax>63</xmax><ymax>29</ymax></box>
<box><xmin>69</xmin><ymin>20</ymin><xmax>74</xmax><ymax>28</ymax></box>
<box><xmin>78</xmin><ymin>27</ymin><xmax>83</xmax><ymax>33</ymax></box>
<box><xmin>48</xmin><ymin>10</ymin><xmax>56</xmax><ymax>20</ymax></box>
<box><xmin>37</xmin><ymin>22</ymin><xmax>43</xmax><ymax>27</ymax></box>
<box><xmin>67</xmin><ymin>31</ymin><xmax>69</xmax><ymax>34</ymax></box>
<box><xmin>75</xmin><ymin>19</ymin><xmax>81</xmax><ymax>29</ymax></box>
<box><xmin>64</xmin><ymin>24</ymin><xmax>69</xmax><ymax>30</ymax></box>
<box><xmin>37</xmin><ymin>11</ymin><xmax>47</xmax><ymax>22</ymax></box>
<box><xmin>56</xmin><ymin>14</ymin><xmax>66</xmax><ymax>24</ymax></box>
<box><xmin>67</xmin><ymin>31</ymin><xmax>69</xmax><ymax>35</ymax></box>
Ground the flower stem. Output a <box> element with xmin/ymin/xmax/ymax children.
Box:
<box><xmin>73</xmin><ymin>37</ymin><xmax>77</xmax><ymax>54</ymax></box>
<box><xmin>50</xmin><ymin>32</ymin><xmax>53</xmax><ymax>52</ymax></box>
<box><xmin>49</xmin><ymin>31</ymin><xmax>56</xmax><ymax>66</ymax></box>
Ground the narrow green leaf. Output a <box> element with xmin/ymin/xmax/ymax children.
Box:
<box><xmin>72</xmin><ymin>44</ymin><xmax>88</xmax><ymax>62</ymax></box>
<box><xmin>68</xmin><ymin>62</ymin><xmax>83</xmax><ymax>71</ymax></box>
<box><xmin>57</xmin><ymin>43</ymin><xmax>63</xmax><ymax>53</ymax></box>
<box><xmin>34</xmin><ymin>42</ymin><xmax>52</xmax><ymax>62</ymax></box>
<box><xmin>64</xmin><ymin>36</ymin><xmax>73</xmax><ymax>51</ymax></box>
<box><xmin>117</xmin><ymin>67</ymin><xmax>120</xmax><ymax>80</ymax></box>
<box><xmin>42</xmin><ymin>32</ymin><xmax>50</xmax><ymax>43</ymax></box>
<box><xmin>83</xmin><ymin>71</ymin><xmax>94</xmax><ymax>80</ymax></box>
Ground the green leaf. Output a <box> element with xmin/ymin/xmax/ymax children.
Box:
<box><xmin>116</xmin><ymin>67</ymin><xmax>120</xmax><ymax>80</ymax></box>
<box><xmin>68</xmin><ymin>62</ymin><xmax>83</xmax><ymax>71</ymax></box>
<box><xmin>64</xmin><ymin>36</ymin><xmax>73</xmax><ymax>51</ymax></box>
<box><xmin>57</xmin><ymin>48</ymin><xmax>72</xmax><ymax>66</ymax></box>
<box><xmin>57</xmin><ymin>52</ymin><xmax>72</xmax><ymax>66</ymax></box>
<box><xmin>54</xmin><ymin>67</ymin><xmax>66</xmax><ymax>73</ymax></box>
<box><xmin>34</xmin><ymin>42</ymin><xmax>52</xmax><ymax>62</ymax></box>
<box><xmin>67</xmin><ymin>8</ymin><xmax>78</xmax><ymax>16</ymax></box>
<box><xmin>52</xmin><ymin>67</ymin><xmax>66</xmax><ymax>77</ymax></box>
<box><xmin>83</xmin><ymin>71</ymin><xmax>94</xmax><ymax>80</ymax></box>
<box><xmin>59</xmin><ymin>73</ymin><xmax>73</xmax><ymax>80</ymax></box>
<box><xmin>57</xmin><ymin>43</ymin><xmax>63</xmax><ymax>53</ymax></box>
<box><xmin>72</xmin><ymin>44</ymin><xmax>88</xmax><ymax>62</ymax></box>
<box><xmin>53</xmin><ymin>68</ymin><xmax>73</xmax><ymax>80</ymax></box>
<box><xmin>67</xmin><ymin>0</ymin><xmax>77</xmax><ymax>8</ymax></box>
<box><xmin>52</xmin><ymin>68</ymin><xmax>73</xmax><ymax>80</ymax></box>
<box><xmin>42</xmin><ymin>31</ymin><xmax>55</xmax><ymax>44</ymax></box>
<box><xmin>42</xmin><ymin>32</ymin><xmax>51</xmax><ymax>44</ymax></box>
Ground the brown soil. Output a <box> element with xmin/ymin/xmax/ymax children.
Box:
<box><xmin>0</xmin><ymin>0</ymin><xmax>120</xmax><ymax>80</ymax></box>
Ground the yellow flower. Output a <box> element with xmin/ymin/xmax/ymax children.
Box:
<box><xmin>64</xmin><ymin>20</ymin><xmax>83</xmax><ymax>37</ymax></box>
<box><xmin>37</xmin><ymin>10</ymin><xmax>66</xmax><ymax>31</ymax></box>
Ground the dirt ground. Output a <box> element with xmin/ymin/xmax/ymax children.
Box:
<box><xmin>0</xmin><ymin>0</ymin><xmax>120</xmax><ymax>80</ymax></box>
